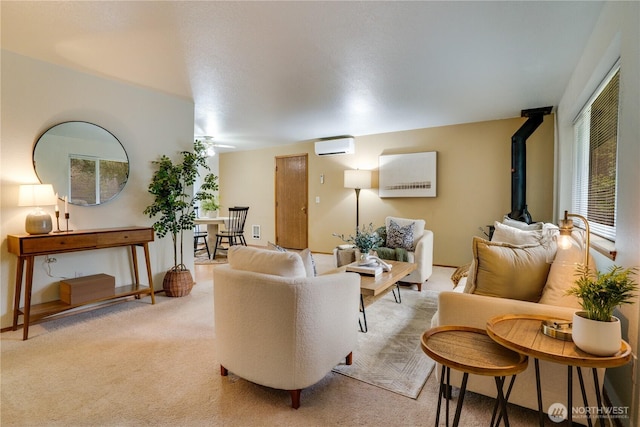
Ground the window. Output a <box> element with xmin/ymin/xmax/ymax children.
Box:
<box><xmin>69</xmin><ymin>155</ymin><xmax>128</xmax><ymax>205</ymax></box>
<box><xmin>572</xmin><ymin>65</ymin><xmax>620</xmax><ymax>242</ymax></box>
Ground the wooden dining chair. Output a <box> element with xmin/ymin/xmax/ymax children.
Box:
<box><xmin>193</xmin><ymin>207</ymin><xmax>210</xmax><ymax>258</ymax></box>
<box><xmin>213</xmin><ymin>207</ymin><xmax>249</xmax><ymax>258</ymax></box>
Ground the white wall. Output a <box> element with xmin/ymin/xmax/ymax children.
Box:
<box><xmin>556</xmin><ymin>2</ymin><xmax>640</xmax><ymax>424</ymax></box>
<box><xmin>0</xmin><ymin>51</ymin><xmax>195</xmax><ymax>329</ymax></box>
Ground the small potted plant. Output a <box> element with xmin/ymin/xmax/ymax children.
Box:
<box><xmin>200</xmin><ymin>196</ymin><xmax>220</xmax><ymax>218</ymax></box>
<box><xmin>333</xmin><ymin>223</ymin><xmax>384</xmax><ymax>264</ymax></box>
<box><xmin>144</xmin><ymin>140</ymin><xmax>219</xmax><ymax>297</ymax></box>
<box><xmin>567</xmin><ymin>264</ymin><xmax>637</xmax><ymax>356</ymax></box>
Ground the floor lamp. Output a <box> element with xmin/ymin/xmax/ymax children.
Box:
<box><xmin>344</xmin><ymin>169</ymin><xmax>372</xmax><ymax>230</ymax></box>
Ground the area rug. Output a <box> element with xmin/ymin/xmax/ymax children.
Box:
<box><xmin>332</xmin><ymin>287</ymin><xmax>438</xmax><ymax>399</ymax></box>
<box><xmin>194</xmin><ymin>247</ymin><xmax>228</xmax><ymax>265</ymax></box>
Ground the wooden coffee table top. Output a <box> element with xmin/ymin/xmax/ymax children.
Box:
<box><xmin>487</xmin><ymin>314</ymin><xmax>632</xmax><ymax>369</ymax></box>
<box><xmin>421</xmin><ymin>325</ymin><xmax>528</xmax><ymax>377</ymax></box>
<box><xmin>350</xmin><ymin>260</ymin><xmax>416</xmax><ymax>296</ymax></box>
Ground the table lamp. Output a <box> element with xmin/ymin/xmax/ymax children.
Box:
<box><xmin>344</xmin><ymin>169</ymin><xmax>372</xmax><ymax>229</ymax></box>
<box><xmin>18</xmin><ymin>184</ymin><xmax>57</xmax><ymax>234</ymax></box>
<box><xmin>557</xmin><ymin>210</ymin><xmax>590</xmax><ymax>269</ymax></box>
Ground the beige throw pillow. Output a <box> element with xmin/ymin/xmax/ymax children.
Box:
<box><xmin>228</xmin><ymin>246</ymin><xmax>307</xmax><ymax>278</ymax></box>
<box><xmin>538</xmin><ymin>238</ymin><xmax>595</xmax><ymax>309</ymax></box>
<box><xmin>492</xmin><ymin>221</ymin><xmax>544</xmax><ymax>245</ymax></box>
<box><xmin>465</xmin><ymin>237</ymin><xmax>552</xmax><ymax>302</ymax></box>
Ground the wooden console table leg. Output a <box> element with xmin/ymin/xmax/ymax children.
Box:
<box><xmin>22</xmin><ymin>256</ymin><xmax>35</xmax><ymax>340</ymax></box>
<box><xmin>130</xmin><ymin>245</ymin><xmax>141</xmax><ymax>286</ymax></box>
<box><xmin>142</xmin><ymin>243</ymin><xmax>155</xmax><ymax>304</ymax></box>
<box><xmin>12</xmin><ymin>257</ymin><xmax>25</xmax><ymax>331</ymax></box>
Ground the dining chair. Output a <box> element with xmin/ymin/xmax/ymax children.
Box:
<box><xmin>213</xmin><ymin>206</ymin><xmax>249</xmax><ymax>258</ymax></box>
<box><xmin>193</xmin><ymin>207</ymin><xmax>210</xmax><ymax>258</ymax></box>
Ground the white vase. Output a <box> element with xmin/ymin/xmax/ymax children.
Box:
<box><xmin>357</xmin><ymin>250</ymin><xmax>372</xmax><ymax>265</ymax></box>
<box><xmin>571</xmin><ymin>311</ymin><xmax>621</xmax><ymax>356</ymax></box>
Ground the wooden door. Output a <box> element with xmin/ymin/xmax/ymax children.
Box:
<box><xmin>275</xmin><ymin>154</ymin><xmax>308</xmax><ymax>249</ymax></box>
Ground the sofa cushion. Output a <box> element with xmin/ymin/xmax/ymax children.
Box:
<box><xmin>464</xmin><ymin>237</ymin><xmax>552</xmax><ymax>302</ymax></box>
<box><xmin>228</xmin><ymin>246</ymin><xmax>307</xmax><ymax>278</ymax></box>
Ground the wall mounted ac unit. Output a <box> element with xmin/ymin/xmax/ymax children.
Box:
<box><xmin>314</xmin><ymin>137</ymin><xmax>355</xmax><ymax>156</ymax></box>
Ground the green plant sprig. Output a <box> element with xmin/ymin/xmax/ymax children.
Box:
<box><xmin>566</xmin><ymin>264</ymin><xmax>638</xmax><ymax>322</ymax></box>
<box><xmin>333</xmin><ymin>223</ymin><xmax>383</xmax><ymax>254</ymax></box>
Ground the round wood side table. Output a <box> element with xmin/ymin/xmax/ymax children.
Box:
<box><xmin>487</xmin><ymin>314</ymin><xmax>632</xmax><ymax>427</ymax></box>
<box><xmin>421</xmin><ymin>325</ymin><xmax>528</xmax><ymax>427</ymax></box>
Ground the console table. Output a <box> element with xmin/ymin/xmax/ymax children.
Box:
<box><xmin>7</xmin><ymin>226</ymin><xmax>156</xmax><ymax>340</ymax></box>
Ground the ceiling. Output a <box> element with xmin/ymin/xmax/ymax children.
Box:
<box><xmin>1</xmin><ymin>1</ymin><xmax>604</xmax><ymax>152</ymax></box>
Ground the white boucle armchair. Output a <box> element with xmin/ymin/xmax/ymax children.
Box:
<box><xmin>213</xmin><ymin>246</ymin><xmax>360</xmax><ymax>409</ymax></box>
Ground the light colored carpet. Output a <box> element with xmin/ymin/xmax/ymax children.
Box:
<box><xmin>332</xmin><ymin>287</ymin><xmax>438</xmax><ymax>399</ymax></box>
<box><xmin>1</xmin><ymin>257</ymin><xmax>544</xmax><ymax>427</ymax></box>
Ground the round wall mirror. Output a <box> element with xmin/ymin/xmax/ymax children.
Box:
<box><xmin>33</xmin><ymin>121</ymin><xmax>129</xmax><ymax>206</ymax></box>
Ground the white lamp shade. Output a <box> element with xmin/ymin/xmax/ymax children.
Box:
<box><xmin>18</xmin><ymin>184</ymin><xmax>57</xmax><ymax>207</ymax></box>
<box><xmin>344</xmin><ymin>170</ymin><xmax>372</xmax><ymax>189</ymax></box>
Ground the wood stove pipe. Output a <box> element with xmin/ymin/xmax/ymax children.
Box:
<box><xmin>508</xmin><ymin>106</ymin><xmax>552</xmax><ymax>224</ymax></box>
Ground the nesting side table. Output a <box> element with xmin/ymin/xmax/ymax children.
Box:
<box><xmin>421</xmin><ymin>325</ymin><xmax>528</xmax><ymax>427</ymax></box>
<box><xmin>487</xmin><ymin>314</ymin><xmax>632</xmax><ymax>427</ymax></box>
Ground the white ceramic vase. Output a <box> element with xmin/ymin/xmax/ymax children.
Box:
<box><xmin>572</xmin><ymin>311</ymin><xmax>621</xmax><ymax>356</ymax></box>
<box><xmin>357</xmin><ymin>250</ymin><xmax>372</xmax><ymax>265</ymax></box>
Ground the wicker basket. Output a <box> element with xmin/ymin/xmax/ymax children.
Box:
<box><xmin>162</xmin><ymin>269</ymin><xmax>195</xmax><ymax>297</ymax></box>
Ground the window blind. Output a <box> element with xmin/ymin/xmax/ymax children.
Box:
<box><xmin>572</xmin><ymin>68</ymin><xmax>619</xmax><ymax>241</ymax></box>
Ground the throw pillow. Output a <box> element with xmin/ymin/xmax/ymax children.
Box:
<box><xmin>465</xmin><ymin>237</ymin><xmax>553</xmax><ymax>302</ymax></box>
<box><xmin>266</xmin><ymin>242</ymin><xmax>316</xmax><ymax>277</ymax></box>
<box><xmin>228</xmin><ymin>246</ymin><xmax>307</xmax><ymax>278</ymax></box>
<box><xmin>385</xmin><ymin>216</ymin><xmax>425</xmax><ymax>240</ymax></box>
<box><xmin>386</xmin><ymin>219</ymin><xmax>414</xmax><ymax>250</ymax></box>
<box><xmin>299</xmin><ymin>248</ymin><xmax>317</xmax><ymax>277</ymax></box>
<box><xmin>492</xmin><ymin>221</ymin><xmax>544</xmax><ymax>245</ymax></box>
<box><xmin>538</xmin><ymin>237</ymin><xmax>595</xmax><ymax>309</ymax></box>
<box><xmin>502</xmin><ymin>215</ymin><xmax>544</xmax><ymax>231</ymax></box>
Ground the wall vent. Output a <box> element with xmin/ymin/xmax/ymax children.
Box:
<box><xmin>252</xmin><ymin>225</ymin><xmax>261</xmax><ymax>240</ymax></box>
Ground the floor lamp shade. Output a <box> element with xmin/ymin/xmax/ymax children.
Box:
<box><xmin>344</xmin><ymin>170</ymin><xmax>372</xmax><ymax>190</ymax></box>
<box><xmin>18</xmin><ymin>184</ymin><xmax>57</xmax><ymax>234</ymax></box>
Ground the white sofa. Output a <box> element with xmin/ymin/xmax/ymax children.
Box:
<box><xmin>213</xmin><ymin>246</ymin><xmax>361</xmax><ymax>409</ymax></box>
<box><xmin>432</xmin><ymin>219</ymin><xmax>604</xmax><ymax>418</ymax></box>
<box><xmin>335</xmin><ymin>216</ymin><xmax>434</xmax><ymax>290</ymax></box>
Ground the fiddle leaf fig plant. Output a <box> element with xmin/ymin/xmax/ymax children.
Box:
<box><xmin>144</xmin><ymin>140</ymin><xmax>218</xmax><ymax>271</ymax></box>
<box><xmin>566</xmin><ymin>264</ymin><xmax>638</xmax><ymax>322</ymax></box>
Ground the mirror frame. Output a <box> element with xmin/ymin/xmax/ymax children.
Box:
<box><xmin>33</xmin><ymin>121</ymin><xmax>130</xmax><ymax>206</ymax></box>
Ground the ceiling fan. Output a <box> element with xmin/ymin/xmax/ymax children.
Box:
<box><xmin>195</xmin><ymin>136</ymin><xmax>235</xmax><ymax>156</ymax></box>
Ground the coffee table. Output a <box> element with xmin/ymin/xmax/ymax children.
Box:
<box><xmin>342</xmin><ymin>260</ymin><xmax>416</xmax><ymax>332</ymax></box>
<box><xmin>487</xmin><ymin>314</ymin><xmax>632</xmax><ymax>427</ymax></box>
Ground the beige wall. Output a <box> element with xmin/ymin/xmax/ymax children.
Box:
<box><xmin>0</xmin><ymin>51</ymin><xmax>195</xmax><ymax>329</ymax></box>
<box><xmin>219</xmin><ymin>116</ymin><xmax>555</xmax><ymax>266</ymax></box>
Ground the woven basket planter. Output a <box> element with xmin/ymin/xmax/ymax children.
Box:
<box><xmin>163</xmin><ymin>269</ymin><xmax>194</xmax><ymax>297</ymax></box>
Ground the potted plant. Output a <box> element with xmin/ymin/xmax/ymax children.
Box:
<box><xmin>200</xmin><ymin>196</ymin><xmax>220</xmax><ymax>218</ymax></box>
<box><xmin>144</xmin><ymin>140</ymin><xmax>219</xmax><ymax>297</ymax></box>
<box><xmin>333</xmin><ymin>223</ymin><xmax>384</xmax><ymax>264</ymax></box>
<box><xmin>567</xmin><ymin>264</ymin><xmax>637</xmax><ymax>356</ymax></box>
